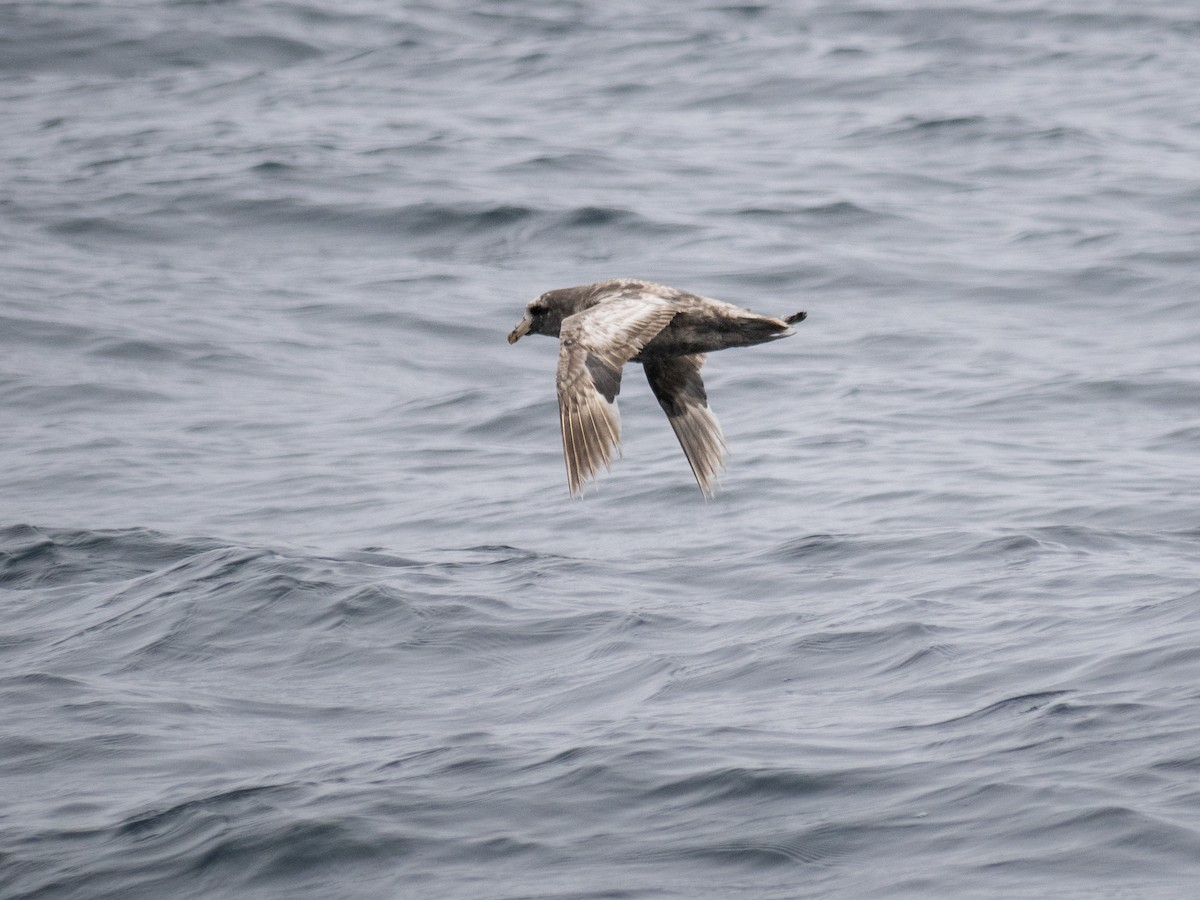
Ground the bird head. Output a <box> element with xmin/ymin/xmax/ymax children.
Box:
<box><xmin>507</xmin><ymin>289</ymin><xmax>582</xmax><ymax>343</ymax></box>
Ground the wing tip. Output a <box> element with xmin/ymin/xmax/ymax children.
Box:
<box><xmin>559</xmin><ymin>395</ymin><xmax>622</xmax><ymax>498</ymax></box>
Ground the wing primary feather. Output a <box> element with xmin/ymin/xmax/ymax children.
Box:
<box><xmin>585</xmin><ymin>405</ymin><xmax>611</xmax><ymax>473</ymax></box>
<box><xmin>569</xmin><ymin>402</ymin><xmax>586</xmax><ymax>494</ymax></box>
<box><xmin>580</xmin><ymin>403</ymin><xmax>602</xmax><ymax>480</ymax></box>
<box><xmin>559</xmin><ymin>403</ymin><xmax>576</xmax><ymax>495</ymax></box>
<box><xmin>676</xmin><ymin>413</ymin><xmax>718</xmax><ymax>496</ymax></box>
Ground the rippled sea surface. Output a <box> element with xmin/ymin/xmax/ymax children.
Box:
<box><xmin>5</xmin><ymin>1</ymin><xmax>1200</xmax><ymax>897</ymax></box>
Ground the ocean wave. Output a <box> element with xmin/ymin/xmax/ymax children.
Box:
<box><xmin>0</xmin><ymin>15</ymin><xmax>322</xmax><ymax>77</ymax></box>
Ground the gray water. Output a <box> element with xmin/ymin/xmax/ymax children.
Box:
<box><xmin>4</xmin><ymin>1</ymin><xmax>1200</xmax><ymax>897</ymax></box>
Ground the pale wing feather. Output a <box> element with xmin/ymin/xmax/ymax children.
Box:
<box><xmin>643</xmin><ymin>354</ymin><xmax>727</xmax><ymax>498</ymax></box>
<box><xmin>555</xmin><ymin>294</ymin><xmax>677</xmax><ymax>495</ymax></box>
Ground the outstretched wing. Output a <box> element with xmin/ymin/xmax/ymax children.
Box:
<box><xmin>556</xmin><ymin>295</ymin><xmax>677</xmax><ymax>495</ymax></box>
<box><xmin>643</xmin><ymin>354</ymin><xmax>727</xmax><ymax>498</ymax></box>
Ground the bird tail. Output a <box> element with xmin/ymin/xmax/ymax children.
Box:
<box><xmin>770</xmin><ymin>310</ymin><xmax>807</xmax><ymax>339</ymax></box>
<box><xmin>730</xmin><ymin>310</ymin><xmax>809</xmax><ymax>345</ymax></box>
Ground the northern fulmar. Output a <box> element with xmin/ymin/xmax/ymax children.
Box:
<box><xmin>507</xmin><ymin>278</ymin><xmax>806</xmax><ymax>497</ymax></box>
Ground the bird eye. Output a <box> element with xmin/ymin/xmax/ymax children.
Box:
<box><xmin>529</xmin><ymin>304</ymin><xmax>545</xmax><ymax>315</ymax></box>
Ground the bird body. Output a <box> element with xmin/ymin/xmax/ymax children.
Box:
<box><xmin>507</xmin><ymin>278</ymin><xmax>805</xmax><ymax>497</ymax></box>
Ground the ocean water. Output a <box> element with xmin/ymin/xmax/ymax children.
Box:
<box><xmin>4</xmin><ymin>1</ymin><xmax>1200</xmax><ymax>896</ymax></box>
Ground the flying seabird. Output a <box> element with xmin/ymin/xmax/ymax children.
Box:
<box><xmin>507</xmin><ymin>278</ymin><xmax>806</xmax><ymax>497</ymax></box>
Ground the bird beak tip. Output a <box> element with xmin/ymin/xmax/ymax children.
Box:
<box><xmin>507</xmin><ymin>320</ymin><xmax>531</xmax><ymax>344</ymax></box>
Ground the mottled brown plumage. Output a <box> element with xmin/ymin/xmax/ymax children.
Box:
<box><xmin>507</xmin><ymin>278</ymin><xmax>806</xmax><ymax>497</ymax></box>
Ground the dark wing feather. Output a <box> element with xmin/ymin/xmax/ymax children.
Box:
<box><xmin>643</xmin><ymin>354</ymin><xmax>727</xmax><ymax>497</ymax></box>
<box><xmin>555</xmin><ymin>294</ymin><xmax>677</xmax><ymax>495</ymax></box>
